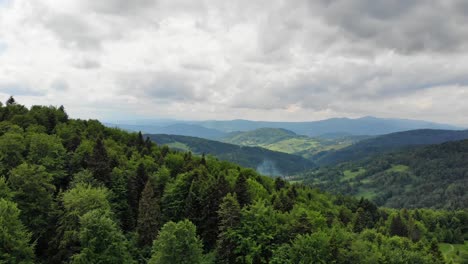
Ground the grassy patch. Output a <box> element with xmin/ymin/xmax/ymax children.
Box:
<box><xmin>342</xmin><ymin>168</ymin><xmax>366</xmax><ymax>181</ymax></box>
<box><xmin>356</xmin><ymin>187</ymin><xmax>376</xmax><ymax>199</ymax></box>
<box><xmin>440</xmin><ymin>241</ymin><xmax>468</xmax><ymax>264</ymax></box>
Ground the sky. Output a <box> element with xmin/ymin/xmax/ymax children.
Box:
<box><xmin>0</xmin><ymin>0</ymin><xmax>468</xmax><ymax>126</ymax></box>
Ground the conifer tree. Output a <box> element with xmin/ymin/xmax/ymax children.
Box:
<box><xmin>216</xmin><ymin>193</ymin><xmax>241</xmax><ymax>264</ymax></box>
<box><xmin>87</xmin><ymin>137</ymin><xmax>111</xmax><ymax>187</ymax></box>
<box><xmin>127</xmin><ymin>163</ymin><xmax>149</xmax><ymax>229</ymax></box>
<box><xmin>234</xmin><ymin>172</ymin><xmax>250</xmax><ymax>207</ymax></box>
<box><xmin>137</xmin><ymin>181</ymin><xmax>160</xmax><ymax>247</ymax></box>
<box><xmin>389</xmin><ymin>213</ymin><xmax>408</xmax><ymax>237</ymax></box>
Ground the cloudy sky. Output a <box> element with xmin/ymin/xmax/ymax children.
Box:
<box><xmin>1</xmin><ymin>0</ymin><xmax>468</xmax><ymax>125</ymax></box>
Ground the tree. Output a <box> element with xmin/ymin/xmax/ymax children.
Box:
<box><xmin>52</xmin><ymin>183</ymin><xmax>111</xmax><ymax>263</ymax></box>
<box><xmin>9</xmin><ymin>163</ymin><xmax>55</xmax><ymax>239</ymax></box>
<box><xmin>137</xmin><ymin>181</ymin><xmax>161</xmax><ymax>247</ymax></box>
<box><xmin>70</xmin><ymin>210</ymin><xmax>135</xmax><ymax>264</ymax></box>
<box><xmin>87</xmin><ymin>137</ymin><xmax>112</xmax><ymax>187</ymax></box>
<box><xmin>0</xmin><ymin>199</ymin><xmax>35</xmax><ymax>264</ymax></box>
<box><xmin>216</xmin><ymin>193</ymin><xmax>241</xmax><ymax>264</ymax></box>
<box><xmin>234</xmin><ymin>172</ymin><xmax>250</xmax><ymax>207</ymax></box>
<box><xmin>389</xmin><ymin>213</ymin><xmax>408</xmax><ymax>237</ymax></box>
<box><xmin>127</xmin><ymin>163</ymin><xmax>149</xmax><ymax>229</ymax></box>
<box><xmin>149</xmin><ymin>220</ymin><xmax>204</xmax><ymax>264</ymax></box>
<box><xmin>6</xmin><ymin>96</ymin><xmax>16</xmax><ymax>105</ymax></box>
<box><xmin>0</xmin><ymin>132</ymin><xmax>26</xmax><ymax>174</ymax></box>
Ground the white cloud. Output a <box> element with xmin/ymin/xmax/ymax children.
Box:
<box><xmin>0</xmin><ymin>0</ymin><xmax>467</xmax><ymax>126</ymax></box>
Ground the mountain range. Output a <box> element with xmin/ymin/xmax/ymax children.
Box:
<box><xmin>106</xmin><ymin>116</ymin><xmax>462</xmax><ymax>140</ymax></box>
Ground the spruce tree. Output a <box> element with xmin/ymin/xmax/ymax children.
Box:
<box><xmin>127</xmin><ymin>163</ymin><xmax>149</xmax><ymax>229</ymax></box>
<box><xmin>87</xmin><ymin>138</ymin><xmax>112</xmax><ymax>187</ymax></box>
<box><xmin>216</xmin><ymin>193</ymin><xmax>241</xmax><ymax>264</ymax></box>
<box><xmin>137</xmin><ymin>181</ymin><xmax>161</xmax><ymax>247</ymax></box>
<box><xmin>234</xmin><ymin>173</ymin><xmax>250</xmax><ymax>207</ymax></box>
<box><xmin>389</xmin><ymin>213</ymin><xmax>408</xmax><ymax>237</ymax></box>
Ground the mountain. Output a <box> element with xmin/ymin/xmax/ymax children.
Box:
<box><xmin>221</xmin><ymin>128</ymin><xmax>365</xmax><ymax>160</ymax></box>
<box><xmin>0</xmin><ymin>100</ymin><xmax>466</xmax><ymax>264</ymax></box>
<box><xmin>314</xmin><ymin>129</ymin><xmax>468</xmax><ymax>165</ymax></box>
<box><xmin>146</xmin><ymin>133</ymin><xmax>315</xmax><ymax>176</ymax></box>
<box><xmin>195</xmin><ymin>116</ymin><xmax>461</xmax><ymax>136</ymax></box>
<box><xmin>297</xmin><ymin>139</ymin><xmax>468</xmax><ymax>209</ymax></box>
<box><xmin>108</xmin><ymin>116</ymin><xmax>461</xmax><ymax>140</ymax></box>
<box><xmin>106</xmin><ymin>123</ymin><xmax>226</xmax><ymax>140</ymax></box>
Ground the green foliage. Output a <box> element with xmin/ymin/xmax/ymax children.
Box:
<box><xmin>149</xmin><ymin>220</ymin><xmax>204</xmax><ymax>264</ymax></box>
<box><xmin>9</xmin><ymin>163</ymin><xmax>55</xmax><ymax>238</ymax></box>
<box><xmin>300</xmin><ymin>139</ymin><xmax>468</xmax><ymax>209</ymax></box>
<box><xmin>137</xmin><ymin>181</ymin><xmax>161</xmax><ymax>247</ymax></box>
<box><xmin>0</xmin><ymin>199</ymin><xmax>35</xmax><ymax>264</ymax></box>
<box><xmin>147</xmin><ymin>134</ymin><xmax>315</xmax><ymax>176</ymax></box>
<box><xmin>0</xmin><ymin>101</ymin><xmax>466</xmax><ymax>264</ymax></box>
<box><xmin>71</xmin><ymin>209</ymin><xmax>134</xmax><ymax>264</ymax></box>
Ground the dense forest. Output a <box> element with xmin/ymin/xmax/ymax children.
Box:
<box><xmin>0</xmin><ymin>98</ymin><xmax>467</xmax><ymax>264</ymax></box>
<box><xmin>146</xmin><ymin>133</ymin><xmax>315</xmax><ymax>176</ymax></box>
<box><xmin>313</xmin><ymin>129</ymin><xmax>468</xmax><ymax>165</ymax></box>
<box><xmin>298</xmin><ymin>140</ymin><xmax>468</xmax><ymax>210</ymax></box>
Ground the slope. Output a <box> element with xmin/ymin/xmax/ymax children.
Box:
<box><xmin>298</xmin><ymin>139</ymin><xmax>468</xmax><ymax>209</ymax></box>
<box><xmin>146</xmin><ymin>133</ymin><xmax>316</xmax><ymax>176</ymax></box>
<box><xmin>314</xmin><ymin>129</ymin><xmax>468</xmax><ymax>165</ymax></box>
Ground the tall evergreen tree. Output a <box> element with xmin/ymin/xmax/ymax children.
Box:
<box><xmin>137</xmin><ymin>181</ymin><xmax>161</xmax><ymax>248</ymax></box>
<box><xmin>87</xmin><ymin>137</ymin><xmax>112</xmax><ymax>187</ymax></box>
<box><xmin>234</xmin><ymin>172</ymin><xmax>250</xmax><ymax>207</ymax></box>
<box><xmin>216</xmin><ymin>193</ymin><xmax>241</xmax><ymax>264</ymax></box>
<box><xmin>389</xmin><ymin>213</ymin><xmax>408</xmax><ymax>237</ymax></box>
<box><xmin>127</xmin><ymin>163</ymin><xmax>149</xmax><ymax>229</ymax></box>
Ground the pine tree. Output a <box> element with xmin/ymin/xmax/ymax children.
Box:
<box><xmin>389</xmin><ymin>213</ymin><xmax>408</xmax><ymax>237</ymax></box>
<box><xmin>127</xmin><ymin>163</ymin><xmax>149</xmax><ymax>229</ymax></box>
<box><xmin>216</xmin><ymin>193</ymin><xmax>241</xmax><ymax>264</ymax></box>
<box><xmin>137</xmin><ymin>181</ymin><xmax>161</xmax><ymax>247</ymax></box>
<box><xmin>137</xmin><ymin>132</ymin><xmax>145</xmax><ymax>152</ymax></box>
<box><xmin>234</xmin><ymin>173</ymin><xmax>250</xmax><ymax>207</ymax></box>
<box><xmin>87</xmin><ymin>138</ymin><xmax>111</xmax><ymax>187</ymax></box>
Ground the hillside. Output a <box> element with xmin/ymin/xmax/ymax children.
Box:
<box><xmin>297</xmin><ymin>139</ymin><xmax>468</xmax><ymax>209</ymax></box>
<box><xmin>195</xmin><ymin>116</ymin><xmax>460</xmax><ymax>136</ymax></box>
<box><xmin>146</xmin><ymin>133</ymin><xmax>315</xmax><ymax>176</ymax></box>
<box><xmin>221</xmin><ymin>127</ymin><xmax>364</xmax><ymax>159</ymax></box>
<box><xmin>314</xmin><ymin>129</ymin><xmax>468</xmax><ymax>165</ymax></box>
<box><xmin>0</xmin><ymin>100</ymin><xmax>466</xmax><ymax>264</ymax></box>
<box><xmin>108</xmin><ymin>116</ymin><xmax>461</xmax><ymax>140</ymax></box>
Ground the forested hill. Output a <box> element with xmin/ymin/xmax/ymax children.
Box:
<box><xmin>0</xmin><ymin>98</ymin><xmax>466</xmax><ymax>264</ymax></box>
<box><xmin>299</xmin><ymin>139</ymin><xmax>468</xmax><ymax>209</ymax></box>
<box><xmin>145</xmin><ymin>133</ymin><xmax>315</xmax><ymax>176</ymax></box>
<box><xmin>314</xmin><ymin>129</ymin><xmax>468</xmax><ymax>165</ymax></box>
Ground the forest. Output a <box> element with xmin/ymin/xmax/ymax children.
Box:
<box><xmin>0</xmin><ymin>98</ymin><xmax>467</xmax><ymax>264</ymax></box>
<box><xmin>298</xmin><ymin>139</ymin><xmax>468</xmax><ymax>210</ymax></box>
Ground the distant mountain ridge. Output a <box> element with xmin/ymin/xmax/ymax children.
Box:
<box><xmin>107</xmin><ymin>116</ymin><xmax>462</xmax><ymax>140</ymax></box>
<box><xmin>314</xmin><ymin>129</ymin><xmax>468</xmax><ymax>165</ymax></box>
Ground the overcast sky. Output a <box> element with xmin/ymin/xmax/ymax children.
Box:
<box><xmin>1</xmin><ymin>0</ymin><xmax>468</xmax><ymax>125</ymax></box>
